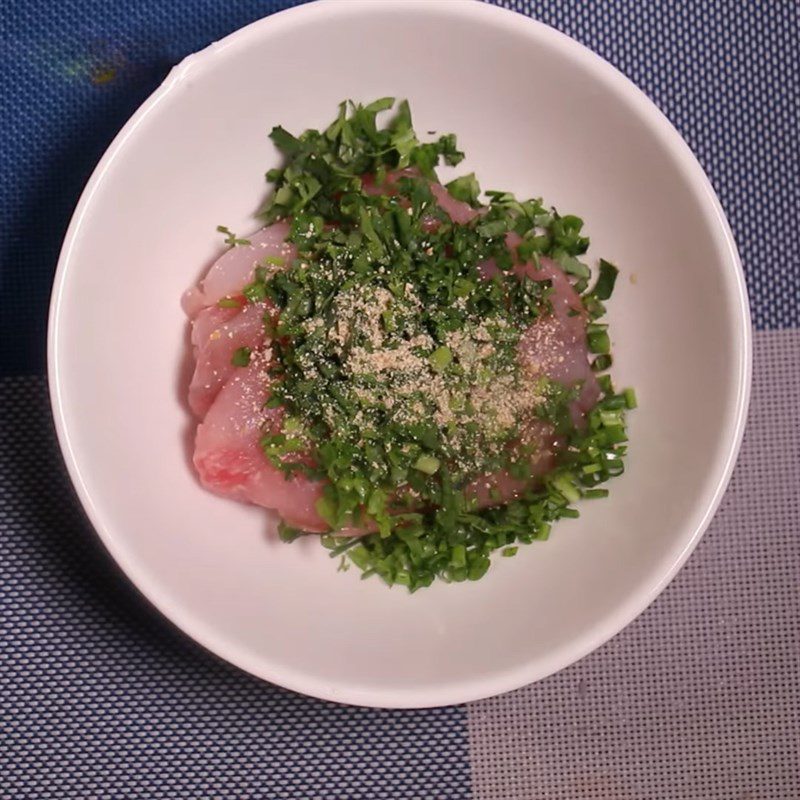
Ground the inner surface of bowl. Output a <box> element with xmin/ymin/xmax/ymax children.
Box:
<box><xmin>50</xmin><ymin>0</ymin><xmax>749</xmax><ymax>707</ymax></box>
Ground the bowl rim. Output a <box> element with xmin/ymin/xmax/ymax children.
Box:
<box><xmin>48</xmin><ymin>0</ymin><xmax>752</xmax><ymax>708</ymax></box>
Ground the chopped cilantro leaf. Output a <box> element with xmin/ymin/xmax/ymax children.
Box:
<box><xmin>217</xmin><ymin>297</ymin><xmax>242</xmax><ymax>308</ymax></box>
<box><xmin>239</xmin><ymin>99</ymin><xmax>633</xmax><ymax>590</ymax></box>
<box><xmin>446</xmin><ymin>173</ymin><xmax>481</xmax><ymax>206</ymax></box>
<box><xmin>217</xmin><ymin>225</ymin><xmax>251</xmax><ymax>247</ymax></box>
<box><xmin>231</xmin><ymin>346</ymin><xmax>252</xmax><ymax>367</ymax></box>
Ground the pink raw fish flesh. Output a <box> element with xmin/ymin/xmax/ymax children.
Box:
<box><xmin>193</xmin><ymin>355</ymin><xmax>329</xmax><ymax>531</ymax></box>
<box><xmin>182</xmin><ymin>222</ymin><xmax>295</xmax><ymax>317</ymax></box>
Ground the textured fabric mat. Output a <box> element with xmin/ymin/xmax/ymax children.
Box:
<box><xmin>1</xmin><ymin>0</ymin><xmax>798</xmax><ymax>375</ymax></box>
<box><xmin>4</xmin><ymin>332</ymin><xmax>798</xmax><ymax>797</ymax></box>
<box><xmin>0</xmin><ymin>375</ymin><xmax>471</xmax><ymax>798</ymax></box>
<box><xmin>468</xmin><ymin>328</ymin><xmax>800</xmax><ymax>800</ymax></box>
<box><xmin>495</xmin><ymin>0</ymin><xmax>799</xmax><ymax>332</ymax></box>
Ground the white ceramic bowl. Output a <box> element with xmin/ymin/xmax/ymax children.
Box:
<box><xmin>48</xmin><ymin>0</ymin><xmax>751</xmax><ymax>708</ymax></box>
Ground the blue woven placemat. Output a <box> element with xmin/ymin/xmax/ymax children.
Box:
<box><xmin>2</xmin><ymin>1</ymin><xmax>798</xmax><ymax>797</ymax></box>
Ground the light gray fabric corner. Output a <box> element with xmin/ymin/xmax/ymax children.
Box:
<box><xmin>468</xmin><ymin>329</ymin><xmax>800</xmax><ymax>800</ymax></box>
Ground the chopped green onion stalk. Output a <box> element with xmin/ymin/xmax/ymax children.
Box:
<box><xmin>231</xmin><ymin>346</ymin><xmax>252</xmax><ymax>367</ymax></box>
<box><xmin>227</xmin><ymin>98</ymin><xmax>637</xmax><ymax>590</ymax></box>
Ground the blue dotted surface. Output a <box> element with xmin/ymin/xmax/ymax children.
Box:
<box><xmin>1</xmin><ymin>1</ymin><xmax>799</xmax><ymax>376</ymax></box>
<box><xmin>1</xmin><ymin>0</ymin><xmax>798</xmax><ymax>377</ymax></box>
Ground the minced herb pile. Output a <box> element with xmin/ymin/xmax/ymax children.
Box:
<box><xmin>233</xmin><ymin>99</ymin><xmax>634</xmax><ymax>591</ymax></box>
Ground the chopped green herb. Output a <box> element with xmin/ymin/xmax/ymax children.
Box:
<box><xmin>591</xmin><ymin>259</ymin><xmax>619</xmax><ymax>300</ymax></box>
<box><xmin>231</xmin><ymin>346</ymin><xmax>252</xmax><ymax>367</ymax></box>
<box><xmin>587</xmin><ymin>329</ymin><xmax>611</xmax><ymax>355</ymax></box>
<box><xmin>446</xmin><ymin>173</ymin><xmax>481</xmax><ymax>206</ymax></box>
<box><xmin>227</xmin><ymin>99</ymin><xmax>634</xmax><ymax>590</ymax></box>
<box><xmin>278</xmin><ymin>523</ymin><xmax>303</xmax><ymax>543</ymax></box>
<box><xmin>217</xmin><ymin>225</ymin><xmax>251</xmax><ymax>247</ymax></box>
<box><xmin>591</xmin><ymin>354</ymin><xmax>613</xmax><ymax>372</ymax></box>
<box><xmin>413</xmin><ymin>455</ymin><xmax>441</xmax><ymax>475</ymax></box>
<box><xmin>428</xmin><ymin>346</ymin><xmax>452</xmax><ymax>373</ymax></box>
